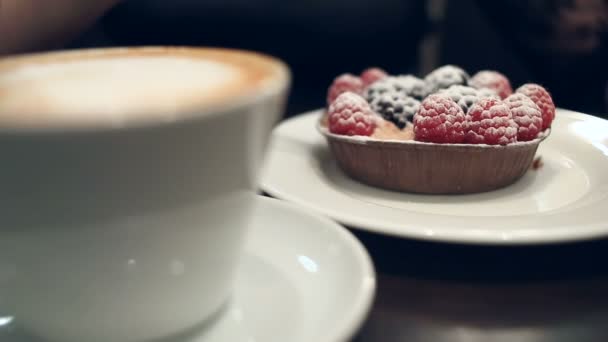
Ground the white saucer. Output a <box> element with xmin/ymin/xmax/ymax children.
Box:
<box><xmin>0</xmin><ymin>197</ymin><xmax>375</xmax><ymax>342</ymax></box>
<box><xmin>261</xmin><ymin>109</ymin><xmax>608</xmax><ymax>245</ymax></box>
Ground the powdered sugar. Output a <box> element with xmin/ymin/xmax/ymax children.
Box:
<box><xmin>477</xmin><ymin>87</ymin><xmax>500</xmax><ymax>99</ymax></box>
<box><xmin>414</xmin><ymin>94</ymin><xmax>466</xmax><ymax>143</ymax></box>
<box><xmin>360</xmin><ymin>67</ymin><xmax>388</xmax><ymax>87</ymax></box>
<box><xmin>469</xmin><ymin>70</ymin><xmax>513</xmax><ymax>99</ymax></box>
<box><xmin>328</xmin><ymin>92</ymin><xmax>376</xmax><ymax>136</ymax></box>
<box><xmin>319</xmin><ymin>118</ymin><xmax>549</xmax><ymax>147</ymax></box>
<box><xmin>504</xmin><ymin>93</ymin><xmax>543</xmax><ymax>141</ymax></box>
<box><xmin>323</xmin><ymin>65</ymin><xmax>554</xmax><ymax>148</ymax></box>
<box><xmin>466</xmin><ymin>98</ymin><xmax>517</xmax><ymax>145</ymax></box>
<box><xmin>369</xmin><ymin>92</ymin><xmax>420</xmax><ymax>129</ymax></box>
<box><xmin>352</xmin><ymin>111</ymin><xmax>373</xmax><ymax>124</ymax></box>
<box><xmin>517</xmin><ymin>116</ymin><xmax>532</xmax><ymax>125</ymax></box>
<box><xmin>365</xmin><ymin>75</ymin><xmax>428</xmax><ymax>101</ymax></box>
<box><xmin>327</xmin><ymin>73</ymin><xmax>364</xmax><ymax>104</ymax></box>
<box><xmin>424</xmin><ymin>65</ymin><xmax>470</xmax><ymax>94</ymax></box>
<box><xmin>331</xmin><ymin>91</ymin><xmax>368</xmax><ymax>108</ymax></box>
<box><xmin>419</xmin><ymin>94</ymin><xmax>464</xmax><ymax>117</ymax></box>
<box><xmin>516</xmin><ymin>83</ymin><xmax>555</xmax><ymax>130</ymax></box>
<box><xmin>439</xmin><ymin>85</ymin><xmax>498</xmax><ymax>113</ymax></box>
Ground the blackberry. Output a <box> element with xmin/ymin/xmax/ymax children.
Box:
<box><xmin>439</xmin><ymin>85</ymin><xmax>480</xmax><ymax>113</ymax></box>
<box><xmin>397</xmin><ymin>75</ymin><xmax>428</xmax><ymax>100</ymax></box>
<box><xmin>424</xmin><ymin>65</ymin><xmax>470</xmax><ymax>94</ymax></box>
<box><xmin>365</xmin><ymin>75</ymin><xmax>428</xmax><ymax>101</ymax></box>
<box><xmin>477</xmin><ymin>87</ymin><xmax>500</xmax><ymax>99</ymax></box>
<box><xmin>439</xmin><ymin>85</ymin><xmax>498</xmax><ymax>113</ymax></box>
<box><xmin>370</xmin><ymin>92</ymin><xmax>421</xmax><ymax>129</ymax></box>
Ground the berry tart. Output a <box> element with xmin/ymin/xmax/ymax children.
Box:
<box><xmin>318</xmin><ymin>66</ymin><xmax>554</xmax><ymax>194</ymax></box>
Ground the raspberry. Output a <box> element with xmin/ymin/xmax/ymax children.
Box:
<box><xmin>438</xmin><ymin>85</ymin><xmax>498</xmax><ymax>114</ymax></box>
<box><xmin>327</xmin><ymin>73</ymin><xmax>364</xmax><ymax>105</ymax></box>
<box><xmin>414</xmin><ymin>94</ymin><xmax>466</xmax><ymax>143</ymax></box>
<box><xmin>365</xmin><ymin>75</ymin><xmax>428</xmax><ymax>101</ymax></box>
<box><xmin>465</xmin><ymin>98</ymin><xmax>518</xmax><ymax>145</ymax></box>
<box><xmin>504</xmin><ymin>93</ymin><xmax>543</xmax><ymax>141</ymax></box>
<box><xmin>328</xmin><ymin>92</ymin><xmax>376</xmax><ymax>136</ymax></box>
<box><xmin>424</xmin><ymin>65</ymin><xmax>470</xmax><ymax>93</ymax></box>
<box><xmin>516</xmin><ymin>84</ymin><xmax>555</xmax><ymax>130</ymax></box>
<box><xmin>469</xmin><ymin>70</ymin><xmax>513</xmax><ymax>99</ymax></box>
<box><xmin>370</xmin><ymin>93</ymin><xmax>420</xmax><ymax>129</ymax></box>
<box><xmin>360</xmin><ymin>67</ymin><xmax>388</xmax><ymax>87</ymax></box>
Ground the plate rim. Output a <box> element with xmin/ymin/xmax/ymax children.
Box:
<box><xmin>249</xmin><ymin>196</ymin><xmax>377</xmax><ymax>342</ymax></box>
<box><xmin>261</xmin><ymin>108</ymin><xmax>608</xmax><ymax>245</ymax></box>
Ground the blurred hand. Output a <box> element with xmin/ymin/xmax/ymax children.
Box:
<box><xmin>0</xmin><ymin>0</ymin><xmax>122</xmax><ymax>55</ymax></box>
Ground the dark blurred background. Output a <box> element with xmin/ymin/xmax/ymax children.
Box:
<box><xmin>72</xmin><ymin>0</ymin><xmax>608</xmax><ymax>118</ymax></box>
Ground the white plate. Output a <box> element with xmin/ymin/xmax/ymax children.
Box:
<box><xmin>1</xmin><ymin>197</ymin><xmax>375</xmax><ymax>342</ymax></box>
<box><xmin>261</xmin><ymin>109</ymin><xmax>608</xmax><ymax>245</ymax></box>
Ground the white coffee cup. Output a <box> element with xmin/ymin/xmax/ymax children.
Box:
<box><xmin>0</xmin><ymin>47</ymin><xmax>289</xmax><ymax>342</ymax></box>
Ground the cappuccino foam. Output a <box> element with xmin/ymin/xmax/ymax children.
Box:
<box><xmin>0</xmin><ymin>48</ymin><xmax>285</xmax><ymax>128</ymax></box>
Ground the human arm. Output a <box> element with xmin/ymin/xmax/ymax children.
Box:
<box><xmin>0</xmin><ymin>0</ymin><xmax>122</xmax><ymax>55</ymax></box>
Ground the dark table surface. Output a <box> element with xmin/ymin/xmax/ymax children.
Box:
<box><xmin>349</xmin><ymin>230</ymin><xmax>608</xmax><ymax>342</ymax></box>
